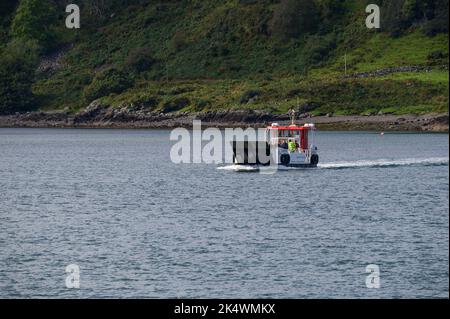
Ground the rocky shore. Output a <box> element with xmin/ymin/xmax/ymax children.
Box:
<box><xmin>0</xmin><ymin>101</ymin><xmax>448</xmax><ymax>132</ymax></box>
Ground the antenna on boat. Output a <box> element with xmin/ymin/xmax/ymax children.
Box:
<box><xmin>289</xmin><ymin>108</ymin><xmax>296</xmax><ymax>126</ymax></box>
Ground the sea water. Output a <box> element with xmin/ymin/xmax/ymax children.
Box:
<box><xmin>0</xmin><ymin>129</ymin><xmax>448</xmax><ymax>298</ymax></box>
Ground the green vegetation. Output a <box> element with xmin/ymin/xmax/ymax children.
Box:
<box><xmin>0</xmin><ymin>39</ymin><xmax>40</xmax><ymax>114</ymax></box>
<box><xmin>270</xmin><ymin>0</ymin><xmax>320</xmax><ymax>38</ymax></box>
<box><xmin>83</xmin><ymin>68</ymin><xmax>133</xmax><ymax>103</ymax></box>
<box><xmin>0</xmin><ymin>0</ymin><xmax>448</xmax><ymax>116</ymax></box>
<box><xmin>10</xmin><ymin>0</ymin><xmax>59</xmax><ymax>49</ymax></box>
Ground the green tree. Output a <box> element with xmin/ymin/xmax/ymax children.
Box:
<box><xmin>383</xmin><ymin>0</ymin><xmax>407</xmax><ymax>36</ymax></box>
<box><xmin>402</xmin><ymin>0</ymin><xmax>420</xmax><ymax>21</ymax></box>
<box><xmin>270</xmin><ymin>0</ymin><xmax>319</xmax><ymax>39</ymax></box>
<box><xmin>316</xmin><ymin>0</ymin><xmax>346</xmax><ymax>30</ymax></box>
<box><xmin>424</xmin><ymin>0</ymin><xmax>449</xmax><ymax>35</ymax></box>
<box><xmin>10</xmin><ymin>0</ymin><xmax>58</xmax><ymax>49</ymax></box>
<box><xmin>0</xmin><ymin>39</ymin><xmax>40</xmax><ymax>115</ymax></box>
<box><xmin>402</xmin><ymin>0</ymin><xmax>435</xmax><ymax>22</ymax></box>
<box><xmin>383</xmin><ymin>0</ymin><xmax>448</xmax><ymax>36</ymax></box>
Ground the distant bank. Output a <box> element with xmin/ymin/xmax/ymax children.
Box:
<box><xmin>0</xmin><ymin>109</ymin><xmax>447</xmax><ymax>132</ymax></box>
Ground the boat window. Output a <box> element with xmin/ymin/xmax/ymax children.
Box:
<box><xmin>281</xmin><ymin>130</ymin><xmax>292</xmax><ymax>137</ymax></box>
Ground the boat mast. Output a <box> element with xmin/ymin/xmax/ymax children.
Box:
<box><xmin>289</xmin><ymin>108</ymin><xmax>296</xmax><ymax>126</ymax></box>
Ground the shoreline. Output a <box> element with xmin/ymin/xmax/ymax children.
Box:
<box><xmin>0</xmin><ymin>111</ymin><xmax>448</xmax><ymax>132</ymax></box>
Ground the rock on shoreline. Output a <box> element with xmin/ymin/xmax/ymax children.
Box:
<box><xmin>0</xmin><ymin>102</ymin><xmax>448</xmax><ymax>132</ymax></box>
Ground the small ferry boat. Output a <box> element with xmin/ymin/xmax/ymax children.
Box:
<box><xmin>231</xmin><ymin>111</ymin><xmax>319</xmax><ymax>168</ymax></box>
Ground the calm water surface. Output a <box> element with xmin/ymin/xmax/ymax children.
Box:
<box><xmin>0</xmin><ymin>129</ymin><xmax>448</xmax><ymax>298</ymax></box>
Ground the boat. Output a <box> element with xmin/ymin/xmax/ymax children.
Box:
<box><xmin>231</xmin><ymin>110</ymin><xmax>319</xmax><ymax>168</ymax></box>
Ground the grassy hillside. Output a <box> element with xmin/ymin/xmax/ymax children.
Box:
<box><xmin>1</xmin><ymin>0</ymin><xmax>449</xmax><ymax>117</ymax></box>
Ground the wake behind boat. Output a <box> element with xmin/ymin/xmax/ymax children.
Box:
<box><xmin>231</xmin><ymin>111</ymin><xmax>319</xmax><ymax>169</ymax></box>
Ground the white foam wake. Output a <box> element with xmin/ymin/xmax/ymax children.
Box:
<box><xmin>318</xmin><ymin>157</ymin><xmax>449</xmax><ymax>169</ymax></box>
<box><xmin>217</xmin><ymin>158</ymin><xmax>449</xmax><ymax>172</ymax></box>
<box><xmin>217</xmin><ymin>164</ymin><xmax>259</xmax><ymax>172</ymax></box>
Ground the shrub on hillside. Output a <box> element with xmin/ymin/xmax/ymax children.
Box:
<box><xmin>302</xmin><ymin>34</ymin><xmax>337</xmax><ymax>66</ymax></box>
<box><xmin>427</xmin><ymin>50</ymin><xmax>448</xmax><ymax>66</ymax></box>
<box><xmin>382</xmin><ymin>0</ymin><xmax>408</xmax><ymax>37</ymax></box>
<box><xmin>0</xmin><ymin>39</ymin><xmax>40</xmax><ymax>115</ymax></box>
<box><xmin>194</xmin><ymin>99</ymin><xmax>210</xmax><ymax>110</ymax></box>
<box><xmin>423</xmin><ymin>0</ymin><xmax>449</xmax><ymax>36</ymax></box>
<box><xmin>316</xmin><ymin>0</ymin><xmax>346</xmax><ymax>33</ymax></box>
<box><xmin>83</xmin><ymin>68</ymin><xmax>133</xmax><ymax>102</ymax></box>
<box><xmin>124</xmin><ymin>47</ymin><xmax>155</xmax><ymax>73</ymax></box>
<box><xmin>269</xmin><ymin>0</ymin><xmax>319</xmax><ymax>39</ymax></box>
